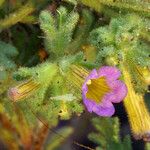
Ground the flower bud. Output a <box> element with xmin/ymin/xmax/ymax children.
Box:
<box><xmin>8</xmin><ymin>79</ymin><xmax>40</xmax><ymax>101</ymax></box>
<box><xmin>123</xmin><ymin>66</ymin><xmax>150</xmax><ymax>141</ymax></box>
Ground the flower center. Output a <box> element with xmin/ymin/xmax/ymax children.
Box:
<box><xmin>86</xmin><ymin>76</ymin><xmax>111</xmax><ymax>103</ymax></box>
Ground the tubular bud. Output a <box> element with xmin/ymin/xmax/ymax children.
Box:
<box><xmin>123</xmin><ymin>66</ymin><xmax>150</xmax><ymax>141</ymax></box>
<box><xmin>8</xmin><ymin>79</ymin><xmax>40</xmax><ymax>102</ymax></box>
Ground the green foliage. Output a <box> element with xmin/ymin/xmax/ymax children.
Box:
<box><xmin>79</xmin><ymin>0</ymin><xmax>150</xmax><ymax>17</ymax></box>
<box><xmin>63</xmin><ymin>0</ymin><xmax>77</xmax><ymax>5</ymax></box>
<box><xmin>13</xmin><ymin>60</ymin><xmax>84</xmax><ymax>125</ymax></box>
<box><xmin>145</xmin><ymin>143</ymin><xmax>150</xmax><ymax>150</ymax></box>
<box><xmin>0</xmin><ymin>0</ymin><xmax>53</xmax><ymax>31</ymax></box>
<box><xmin>66</xmin><ymin>9</ymin><xmax>95</xmax><ymax>54</ymax></box>
<box><xmin>45</xmin><ymin>126</ymin><xmax>73</xmax><ymax>150</ymax></box>
<box><xmin>0</xmin><ymin>96</ymin><xmax>73</xmax><ymax>150</ymax></box>
<box><xmin>40</xmin><ymin>7</ymin><xmax>79</xmax><ymax>57</ymax></box>
<box><xmin>59</xmin><ymin>52</ymin><xmax>96</xmax><ymax>72</ymax></box>
<box><xmin>0</xmin><ymin>1</ymin><xmax>35</xmax><ymax>31</ymax></box>
<box><xmin>10</xmin><ymin>25</ymin><xmax>41</xmax><ymax>66</ymax></box>
<box><xmin>0</xmin><ymin>41</ymin><xmax>18</xmax><ymax>70</ymax></box>
<box><xmin>40</xmin><ymin>6</ymin><xmax>95</xmax><ymax>61</ymax></box>
<box><xmin>89</xmin><ymin>14</ymin><xmax>150</xmax><ymax>93</ymax></box>
<box><xmin>89</xmin><ymin>117</ymin><xmax>132</xmax><ymax>150</ymax></box>
<box><xmin>0</xmin><ymin>0</ymin><xmax>5</xmax><ymax>7</ymax></box>
<box><xmin>10</xmin><ymin>6</ymin><xmax>96</xmax><ymax>126</ymax></box>
<box><xmin>8</xmin><ymin>5</ymin><xmax>97</xmax><ymax>129</ymax></box>
<box><xmin>0</xmin><ymin>41</ymin><xmax>18</xmax><ymax>93</ymax></box>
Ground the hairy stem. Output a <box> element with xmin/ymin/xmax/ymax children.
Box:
<box><xmin>0</xmin><ymin>1</ymin><xmax>35</xmax><ymax>30</ymax></box>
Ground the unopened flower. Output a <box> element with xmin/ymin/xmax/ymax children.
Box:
<box><xmin>8</xmin><ymin>79</ymin><xmax>40</xmax><ymax>101</ymax></box>
<box><xmin>82</xmin><ymin>66</ymin><xmax>127</xmax><ymax>117</ymax></box>
<box><xmin>123</xmin><ymin>66</ymin><xmax>150</xmax><ymax>141</ymax></box>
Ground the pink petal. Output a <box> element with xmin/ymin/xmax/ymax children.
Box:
<box><xmin>83</xmin><ymin>98</ymin><xmax>95</xmax><ymax>112</ymax></box>
<box><xmin>104</xmin><ymin>80</ymin><xmax>127</xmax><ymax>103</ymax></box>
<box><xmin>98</xmin><ymin>66</ymin><xmax>121</xmax><ymax>81</ymax></box>
<box><xmin>92</xmin><ymin>100</ymin><xmax>115</xmax><ymax>117</ymax></box>
<box><xmin>84</xmin><ymin>69</ymin><xmax>98</xmax><ymax>82</ymax></box>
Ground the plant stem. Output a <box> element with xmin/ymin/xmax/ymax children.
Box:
<box><xmin>0</xmin><ymin>1</ymin><xmax>35</xmax><ymax>30</ymax></box>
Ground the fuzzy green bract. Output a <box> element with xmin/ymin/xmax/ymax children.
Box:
<box><xmin>40</xmin><ymin>7</ymin><xmax>79</xmax><ymax>57</ymax></box>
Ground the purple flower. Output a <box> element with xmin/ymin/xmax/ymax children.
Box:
<box><xmin>82</xmin><ymin>66</ymin><xmax>127</xmax><ymax>117</ymax></box>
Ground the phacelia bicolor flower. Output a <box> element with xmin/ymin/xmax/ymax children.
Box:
<box><xmin>82</xmin><ymin>66</ymin><xmax>127</xmax><ymax>117</ymax></box>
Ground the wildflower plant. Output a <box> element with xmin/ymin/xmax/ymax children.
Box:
<box><xmin>0</xmin><ymin>0</ymin><xmax>150</xmax><ymax>150</ymax></box>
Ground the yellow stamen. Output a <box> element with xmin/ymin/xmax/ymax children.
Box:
<box><xmin>86</xmin><ymin>77</ymin><xmax>111</xmax><ymax>103</ymax></box>
<box><xmin>123</xmin><ymin>65</ymin><xmax>150</xmax><ymax>141</ymax></box>
<box><xmin>86</xmin><ymin>80</ymin><xmax>91</xmax><ymax>85</ymax></box>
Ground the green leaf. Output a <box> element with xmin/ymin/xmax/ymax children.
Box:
<box><xmin>40</xmin><ymin>7</ymin><xmax>79</xmax><ymax>57</ymax></box>
<box><xmin>89</xmin><ymin>117</ymin><xmax>132</xmax><ymax>150</ymax></box>
<box><xmin>0</xmin><ymin>41</ymin><xmax>18</xmax><ymax>69</ymax></box>
<box><xmin>45</xmin><ymin>127</ymin><xmax>73</xmax><ymax>150</ymax></box>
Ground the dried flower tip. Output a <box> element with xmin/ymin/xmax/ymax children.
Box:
<box><xmin>38</xmin><ymin>48</ymin><xmax>48</xmax><ymax>61</ymax></box>
<box><xmin>8</xmin><ymin>79</ymin><xmax>40</xmax><ymax>101</ymax></box>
